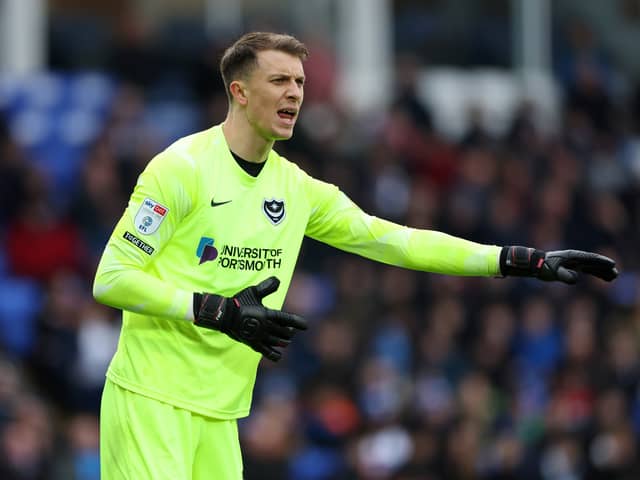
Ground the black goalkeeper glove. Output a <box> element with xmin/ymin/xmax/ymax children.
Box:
<box><xmin>500</xmin><ymin>246</ymin><xmax>618</xmax><ymax>284</ymax></box>
<box><xmin>193</xmin><ymin>276</ymin><xmax>307</xmax><ymax>361</ymax></box>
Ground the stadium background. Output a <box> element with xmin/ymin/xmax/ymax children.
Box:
<box><xmin>1</xmin><ymin>0</ymin><xmax>640</xmax><ymax>478</ymax></box>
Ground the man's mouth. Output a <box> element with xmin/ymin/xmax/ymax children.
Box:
<box><xmin>277</xmin><ymin>108</ymin><xmax>297</xmax><ymax>121</ymax></box>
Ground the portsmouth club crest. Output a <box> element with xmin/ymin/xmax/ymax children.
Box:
<box><xmin>263</xmin><ymin>198</ymin><xmax>286</xmax><ymax>225</ymax></box>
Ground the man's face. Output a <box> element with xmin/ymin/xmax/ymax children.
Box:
<box><xmin>241</xmin><ymin>49</ymin><xmax>305</xmax><ymax>141</ymax></box>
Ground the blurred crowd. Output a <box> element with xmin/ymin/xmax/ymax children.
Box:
<box><xmin>1</xmin><ymin>9</ymin><xmax>640</xmax><ymax>480</ymax></box>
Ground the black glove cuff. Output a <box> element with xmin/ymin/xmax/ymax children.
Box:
<box><xmin>194</xmin><ymin>293</ymin><xmax>227</xmax><ymax>330</ymax></box>
<box><xmin>500</xmin><ymin>246</ymin><xmax>546</xmax><ymax>277</ymax></box>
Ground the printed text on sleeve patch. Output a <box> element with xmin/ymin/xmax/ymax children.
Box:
<box><xmin>123</xmin><ymin>231</ymin><xmax>155</xmax><ymax>255</ymax></box>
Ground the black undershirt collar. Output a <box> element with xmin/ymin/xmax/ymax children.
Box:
<box><xmin>230</xmin><ymin>150</ymin><xmax>265</xmax><ymax>177</ymax></box>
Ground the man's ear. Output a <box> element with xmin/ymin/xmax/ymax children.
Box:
<box><xmin>229</xmin><ymin>80</ymin><xmax>248</xmax><ymax>106</ymax></box>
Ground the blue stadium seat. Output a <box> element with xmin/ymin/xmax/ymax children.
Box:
<box><xmin>2</xmin><ymin>72</ymin><xmax>114</xmax><ymax>203</ymax></box>
<box><xmin>0</xmin><ymin>277</ymin><xmax>42</xmax><ymax>358</ymax></box>
<box><xmin>144</xmin><ymin>100</ymin><xmax>201</xmax><ymax>145</ymax></box>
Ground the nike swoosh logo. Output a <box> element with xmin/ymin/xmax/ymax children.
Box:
<box><xmin>211</xmin><ymin>199</ymin><xmax>232</xmax><ymax>207</ymax></box>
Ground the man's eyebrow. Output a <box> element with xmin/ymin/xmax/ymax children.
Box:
<box><xmin>268</xmin><ymin>73</ymin><xmax>305</xmax><ymax>80</ymax></box>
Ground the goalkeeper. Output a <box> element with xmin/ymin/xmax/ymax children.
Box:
<box><xmin>93</xmin><ymin>32</ymin><xmax>618</xmax><ymax>479</ymax></box>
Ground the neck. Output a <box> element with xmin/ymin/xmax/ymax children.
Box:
<box><xmin>222</xmin><ymin>109</ymin><xmax>274</xmax><ymax>163</ymax></box>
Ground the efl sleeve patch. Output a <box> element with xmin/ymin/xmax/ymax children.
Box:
<box><xmin>134</xmin><ymin>198</ymin><xmax>169</xmax><ymax>235</ymax></box>
<box><xmin>123</xmin><ymin>231</ymin><xmax>155</xmax><ymax>255</ymax></box>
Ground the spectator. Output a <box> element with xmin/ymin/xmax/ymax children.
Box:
<box><xmin>5</xmin><ymin>169</ymin><xmax>87</xmax><ymax>282</ymax></box>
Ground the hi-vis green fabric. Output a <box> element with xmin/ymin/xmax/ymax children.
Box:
<box><xmin>93</xmin><ymin>124</ymin><xmax>501</xmax><ymax>419</ymax></box>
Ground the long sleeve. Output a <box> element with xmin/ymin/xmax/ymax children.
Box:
<box><xmin>304</xmin><ymin>176</ymin><xmax>501</xmax><ymax>276</ymax></box>
<box><xmin>93</xmin><ymin>148</ymin><xmax>196</xmax><ymax>321</ymax></box>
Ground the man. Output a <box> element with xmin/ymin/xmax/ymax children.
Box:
<box><xmin>93</xmin><ymin>32</ymin><xmax>618</xmax><ymax>479</ymax></box>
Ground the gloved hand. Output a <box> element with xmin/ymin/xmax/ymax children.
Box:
<box><xmin>194</xmin><ymin>276</ymin><xmax>307</xmax><ymax>361</ymax></box>
<box><xmin>500</xmin><ymin>246</ymin><xmax>618</xmax><ymax>284</ymax></box>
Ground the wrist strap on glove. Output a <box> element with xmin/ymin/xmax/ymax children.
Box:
<box><xmin>193</xmin><ymin>292</ymin><xmax>228</xmax><ymax>330</ymax></box>
<box><xmin>499</xmin><ymin>246</ymin><xmax>546</xmax><ymax>277</ymax></box>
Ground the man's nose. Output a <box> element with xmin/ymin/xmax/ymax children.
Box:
<box><xmin>286</xmin><ymin>82</ymin><xmax>302</xmax><ymax>100</ymax></box>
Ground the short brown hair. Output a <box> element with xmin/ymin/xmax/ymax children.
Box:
<box><xmin>219</xmin><ymin>32</ymin><xmax>309</xmax><ymax>101</ymax></box>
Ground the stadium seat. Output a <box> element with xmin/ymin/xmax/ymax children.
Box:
<box><xmin>0</xmin><ymin>277</ymin><xmax>42</xmax><ymax>358</ymax></box>
<box><xmin>1</xmin><ymin>72</ymin><xmax>114</xmax><ymax>202</ymax></box>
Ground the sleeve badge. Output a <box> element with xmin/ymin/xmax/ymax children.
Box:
<box><xmin>134</xmin><ymin>198</ymin><xmax>169</xmax><ymax>235</ymax></box>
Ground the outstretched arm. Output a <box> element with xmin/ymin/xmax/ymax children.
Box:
<box><xmin>303</xmin><ymin>176</ymin><xmax>618</xmax><ymax>283</ymax></box>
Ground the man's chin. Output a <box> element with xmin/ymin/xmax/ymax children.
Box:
<box><xmin>272</xmin><ymin>127</ymin><xmax>295</xmax><ymax>141</ymax></box>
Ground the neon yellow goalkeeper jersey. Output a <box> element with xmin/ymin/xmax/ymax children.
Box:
<box><xmin>93</xmin><ymin>124</ymin><xmax>501</xmax><ymax>419</ymax></box>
